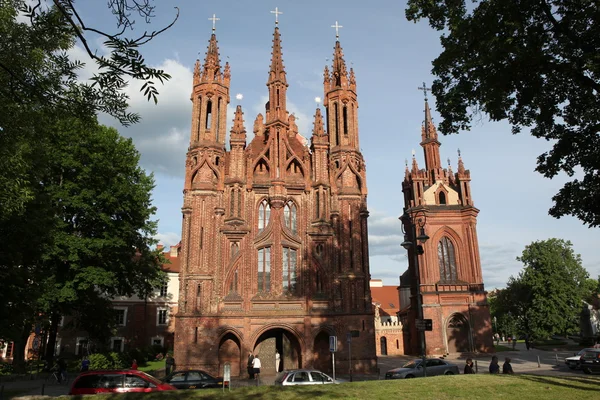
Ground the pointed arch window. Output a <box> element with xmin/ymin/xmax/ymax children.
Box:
<box><xmin>438</xmin><ymin>236</ymin><xmax>458</xmax><ymax>282</ymax></box>
<box><xmin>258</xmin><ymin>200</ymin><xmax>270</xmax><ymax>232</ymax></box>
<box><xmin>229</xmin><ymin>269</ymin><xmax>238</xmax><ymax>294</ymax></box>
<box><xmin>315</xmin><ymin>269</ymin><xmax>323</xmax><ymax>294</ymax></box>
<box><xmin>258</xmin><ymin>247</ymin><xmax>271</xmax><ymax>292</ymax></box>
<box><xmin>439</xmin><ymin>191</ymin><xmax>447</xmax><ymax>205</ymax></box>
<box><xmin>284</xmin><ymin>201</ymin><xmax>297</xmax><ymax>234</ymax></box>
<box><xmin>205</xmin><ymin>100</ymin><xmax>212</xmax><ymax>130</ymax></box>
<box><xmin>282</xmin><ymin>247</ymin><xmax>297</xmax><ymax>293</ymax></box>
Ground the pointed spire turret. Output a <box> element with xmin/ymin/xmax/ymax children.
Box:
<box><xmin>418</xmin><ymin>82</ymin><xmax>442</xmax><ymax>173</ymax></box>
<box><xmin>331</xmin><ymin>41</ymin><xmax>348</xmax><ymax>88</ymax></box>
<box><xmin>312</xmin><ymin>108</ymin><xmax>325</xmax><ymax>138</ymax></box>
<box><xmin>201</xmin><ymin>33</ymin><xmax>222</xmax><ymax>82</ymax></box>
<box><xmin>458</xmin><ymin>149</ymin><xmax>466</xmax><ymax>175</ymax></box>
<box><xmin>193</xmin><ymin>59</ymin><xmax>201</xmax><ymax>85</ymax></box>
<box><xmin>265</xmin><ymin>24</ymin><xmax>289</xmax><ymax>124</ymax></box>
<box><xmin>230</xmin><ymin>105</ymin><xmax>246</xmax><ymax>138</ymax></box>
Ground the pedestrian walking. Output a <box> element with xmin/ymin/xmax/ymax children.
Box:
<box><xmin>165</xmin><ymin>353</ymin><xmax>176</xmax><ymax>376</ymax></box>
<box><xmin>252</xmin><ymin>355</ymin><xmax>262</xmax><ymax>380</ymax></box>
<box><xmin>247</xmin><ymin>351</ymin><xmax>255</xmax><ymax>379</ymax></box>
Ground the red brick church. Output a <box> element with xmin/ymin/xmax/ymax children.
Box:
<box><xmin>398</xmin><ymin>93</ymin><xmax>494</xmax><ymax>355</ymax></box>
<box><xmin>173</xmin><ymin>20</ymin><xmax>376</xmax><ymax>376</ymax></box>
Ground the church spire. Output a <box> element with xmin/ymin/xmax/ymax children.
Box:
<box><xmin>418</xmin><ymin>82</ymin><xmax>442</xmax><ymax>172</ymax></box>
<box><xmin>331</xmin><ymin>41</ymin><xmax>348</xmax><ymax>88</ymax></box>
<box><xmin>201</xmin><ymin>33</ymin><xmax>222</xmax><ymax>82</ymax></box>
<box><xmin>265</xmin><ymin>10</ymin><xmax>288</xmax><ymax>125</ymax></box>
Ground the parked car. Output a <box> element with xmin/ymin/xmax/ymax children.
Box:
<box><xmin>565</xmin><ymin>348</ymin><xmax>595</xmax><ymax>369</ymax></box>
<box><xmin>69</xmin><ymin>369</ymin><xmax>176</xmax><ymax>395</ymax></box>
<box><xmin>579</xmin><ymin>348</ymin><xmax>600</xmax><ymax>374</ymax></box>
<box><xmin>163</xmin><ymin>369</ymin><xmax>224</xmax><ymax>389</ymax></box>
<box><xmin>385</xmin><ymin>358</ymin><xmax>460</xmax><ymax>379</ymax></box>
<box><xmin>274</xmin><ymin>369</ymin><xmax>346</xmax><ymax>385</ymax></box>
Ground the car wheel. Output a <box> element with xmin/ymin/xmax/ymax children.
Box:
<box><xmin>405</xmin><ymin>375</ymin><xmax>415</xmax><ymax>379</ymax></box>
<box><xmin>583</xmin><ymin>368</ymin><xmax>591</xmax><ymax>374</ymax></box>
<box><xmin>444</xmin><ymin>371</ymin><xmax>454</xmax><ymax>375</ymax></box>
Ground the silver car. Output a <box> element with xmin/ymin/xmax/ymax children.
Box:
<box><xmin>385</xmin><ymin>358</ymin><xmax>460</xmax><ymax>379</ymax></box>
<box><xmin>274</xmin><ymin>369</ymin><xmax>346</xmax><ymax>385</ymax></box>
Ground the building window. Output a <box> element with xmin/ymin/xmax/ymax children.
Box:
<box><xmin>54</xmin><ymin>338</ymin><xmax>62</xmax><ymax>356</ymax></box>
<box><xmin>159</xmin><ymin>280</ymin><xmax>168</xmax><ymax>297</ymax></box>
<box><xmin>258</xmin><ymin>200</ymin><xmax>270</xmax><ymax>232</ymax></box>
<box><xmin>114</xmin><ymin>307</ymin><xmax>127</xmax><ymax>326</ymax></box>
<box><xmin>151</xmin><ymin>336</ymin><xmax>164</xmax><ymax>347</ymax></box>
<box><xmin>157</xmin><ymin>308</ymin><xmax>169</xmax><ymax>326</ymax></box>
<box><xmin>315</xmin><ymin>269</ymin><xmax>323</xmax><ymax>293</ymax></box>
<box><xmin>438</xmin><ymin>236</ymin><xmax>458</xmax><ymax>282</ymax></box>
<box><xmin>282</xmin><ymin>247</ymin><xmax>297</xmax><ymax>292</ymax></box>
<box><xmin>258</xmin><ymin>247</ymin><xmax>271</xmax><ymax>292</ymax></box>
<box><xmin>110</xmin><ymin>337</ymin><xmax>124</xmax><ymax>352</ymax></box>
<box><xmin>195</xmin><ymin>284</ymin><xmax>202</xmax><ymax>312</ymax></box>
<box><xmin>75</xmin><ymin>337</ymin><xmax>89</xmax><ymax>356</ymax></box>
<box><xmin>284</xmin><ymin>201</ymin><xmax>297</xmax><ymax>234</ymax></box>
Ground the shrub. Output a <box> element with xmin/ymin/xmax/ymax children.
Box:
<box><xmin>88</xmin><ymin>353</ymin><xmax>113</xmax><ymax>370</ymax></box>
<box><xmin>0</xmin><ymin>362</ymin><xmax>14</xmax><ymax>376</ymax></box>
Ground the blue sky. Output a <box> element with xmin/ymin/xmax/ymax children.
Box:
<box><xmin>74</xmin><ymin>0</ymin><xmax>599</xmax><ymax>289</ymax></box>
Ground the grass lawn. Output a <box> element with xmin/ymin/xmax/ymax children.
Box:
<box><xmin>494</xmin><ymin>344</ymin><xmax>518</xmax><ymax>352</ymax></box>
<box><xmin>55</xmin><ymin>374</ymin><xmax>600</xmax><ymax>400</ymax></box>
<box><xmin>139</xmin><ymin>360</ymin><xmax>164</xmax><ymax>373</ymax></box>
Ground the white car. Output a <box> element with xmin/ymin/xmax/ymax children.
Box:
<box><xmin>385</xmin><ymin>358</ymin><xmax>460</xmax><ymax>379</ymax></box>
<box><xmin>565</xmin><ymin>348</ymin><xmax>595</xmax><ymax>369</ymax></box>
<box><xmin>274</xmin><ymin>369</ymin><xmax>346</xmax><ymax>385</ymax></box>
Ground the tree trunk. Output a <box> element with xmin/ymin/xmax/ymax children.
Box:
<box><xmin>44</xmin><ymin>311</ymin><xmax>59</xmax><ymax>367</ymax></box>
<box><xmin>12</xmin><ymin>326</ymin><xmax>31</xmax><ymax>374</ymax></box>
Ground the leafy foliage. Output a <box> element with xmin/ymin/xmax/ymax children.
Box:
<box><xmin>494</xmin><ymin>239</ymin><xmax>588</xmax><ymax>339</ymax></box>
<box><xmin>406</xmin><ymin>0</ymin><xmax>600</xmax><ymax>227</ymax></box>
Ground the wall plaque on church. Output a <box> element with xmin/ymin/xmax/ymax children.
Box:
<box><xmin>416</xmin><ymin>319</ymin><xmax>433</xmax><ymax>331</ymax></box>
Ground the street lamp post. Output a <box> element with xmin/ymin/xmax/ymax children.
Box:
<box><xmin>400</xmin><ymin>209</ymin><xmax>429</xmax><ymax>377</ymax></box>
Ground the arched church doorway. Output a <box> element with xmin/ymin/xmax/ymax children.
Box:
<box><xmin>380</xmin><ymin>336</ymin><xmax>388</xmax><ymax>355</ymax></box>
<box><xmin>313</xmin><ymin>331</ymin><xmax>331</xmax><ymax>373</ymax></box>
<box><xmin>218</xmin><ymin>332</ymin><xmax>241</xmax><ymax>377</ymax></box>
<box><xmin>254</xmin><ymin>328</ymin><xmax>302</xmax><ymax>375</ymax></box>
<box><xmin>446</xmin><ymin>314</ymin><xmax>470</xmax><ymax>353</ymax></box>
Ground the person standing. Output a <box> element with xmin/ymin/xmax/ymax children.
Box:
<box><xmin>464</xmin><ymin>358</ymin><xmax>475</xmax><ymax>374</ymax></box>
<box><xmin>525</xmin><ymin>334</ymin><xmax>531</xmax><ymax>350</ymax></box>
<box><xmin>275</xmin><ymin>350</ymin><xmax>281</xmax><ymax>373</ymax></box>
<box><xmin>247</xmin><ymin>351</ymin><xmax>255</xmax><ymax>379</ymax></box>
<box><xmin>489</xmin><ymin>356</ymin><xmax>500</xmax><ymax>374</ymax></box>
<box><xmin>80</xmin><ymin>357</ymin><xmax>90</xmax><ymax>372</ymax></box>
<box><xmin>502</xmin><ymin>357</ymin><xmax>514</xmax><ymax>374</ymax></box>
<box><xmin>131</xmin><ymin>359</ymin><xmax>138</xmax><ymax>370</ymax></box>
<box><xmin>165</xmin><ymin>353</ymin><xmax>176</xmax><ymax>376</ymax></box>
<box><xmin>252</xmin><ymin>355</ymin><xmax>262</xmax><ymax>380</ymax></box>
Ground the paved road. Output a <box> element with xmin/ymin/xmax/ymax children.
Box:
<box><xmin>3</xmin><ymin>342</ymin><xmax>598</xmax><ymax>398</ymax></box>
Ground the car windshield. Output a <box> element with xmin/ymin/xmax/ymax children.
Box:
<box><xmin>402</xmin><ymin>360</ymin><xmax>420</xmax><ymax>369</ymax></box>
<box><xmin>578</xmin><ymin>349</ymin><xmax>588</xmax><ymax>355</ymax></box>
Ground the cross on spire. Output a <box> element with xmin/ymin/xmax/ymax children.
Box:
<box><xmin>418</xmin><ymin>81</ymin><xmax>431</xmax><ymax>101</ymax></box>
<box><xmin>271</xmin><ymin>7</ymin><xmax>283</xmax><ymax>25</ymax></box>
<box><xmin>331</xmin><ymin>21</ymin><xmax>343</xmax><ymax>39</ymax></box>
<box><xmin>208</xmin><ymin>14</ymin><xmax>220</xmax><ymax>32</ymax></box>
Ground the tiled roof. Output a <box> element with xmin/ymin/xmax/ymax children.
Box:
<box><xmin>371</xmin><ymin>286</ymin><xmax>399</xmax><ymax>316</ymax></box>
<box><xmin>161</xmin><ymin>253</ymin><xmax>180</xmax><ymax>273</ymax></box>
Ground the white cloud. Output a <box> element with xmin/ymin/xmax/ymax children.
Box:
<box><xmin>155</xmin><ymin>232</ymin><xmax>181</xmax><ymax>248</ymax></box>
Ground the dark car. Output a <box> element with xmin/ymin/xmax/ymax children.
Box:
<box><xmin>565</xmin><ymin>348</ymin><xmax>595</xmax><ymax>370</ymax></box>
<box><xmin>69</xmin><ymin>369</ymin><xmax>176</xmax><ymax>395</ymax></box>
<box><xmin>163</xmin><ymin>370</ymin><xmax>224</xmax><ymax>389</ymax></box>
<box><xmin>579</xmin><ymin>348</ymin><xmax>600</xmax><ymax>374</ymax></box>
<box><xmin>385</xmin><ymin>358</ymin><xmax>460</xmax><ymax>379</ymax></box>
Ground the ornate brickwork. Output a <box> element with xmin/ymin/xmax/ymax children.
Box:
<box><xmin>173</xmin><ymin>25</ymin><xmax>376</xmax><ymax>376</ymax></box>
<box><xmin>399</xmin><ymin>99</ymin><xmax>494</xmax><ymax>356</ymax></box>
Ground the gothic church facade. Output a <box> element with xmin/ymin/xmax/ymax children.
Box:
<box><xmin>399</xmin><ymin>98</ymin><xmax>494</xmax><ymax>355</ymax></box>
<box><xmin>173</xmin><ymin>23</ymin><xmax>376</xmax><ymax>376</ymax></box>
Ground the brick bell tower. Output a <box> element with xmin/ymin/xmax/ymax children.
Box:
<box><xmin>174</xmin><ymin>14</ymin><xmax>376</xmax><ymax>377</ymax></box>
<box><xmin>398</xmin><ymin>86</ymin><xmax>493</xmax><ymax>355</ymax></box>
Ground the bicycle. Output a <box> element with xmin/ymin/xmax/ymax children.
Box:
<box><xmin>45</xmin><ymin>369</ymin><xmax>68</xmax><ymax>385</ymax></box>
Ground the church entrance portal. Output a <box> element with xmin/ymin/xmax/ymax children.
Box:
<box><xmin>446</xmin><ymin>314</ymin><xmax>471</xmax><ymax>353</ymax></box>
<box><xmin>312</xmin><ymin>331</ymin><xmax>331</xmax><ymax>373</ymax></box>
<box><xmin>218</xmin><ymin>332</ymin><xmax>241</xmax><ymax>377</ymax></box>
<box><xmin>254</xmin><ymin>328</ymin><xmax>301</xmax><ymax>375</ymax></box>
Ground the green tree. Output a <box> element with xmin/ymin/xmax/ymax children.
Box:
<box><xmin>406</xmin><ymin>0</ymin><xmax>600</xmax><ymax>227</ymax></box>
<box><xmin>510</xmin><ymin>239</ymin><xmax>589</xmax><ymax>339</ymax></box>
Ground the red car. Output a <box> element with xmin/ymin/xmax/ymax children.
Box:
<box><xmin>69</xmin><ymin>369</ymin><xmax>177</xmax><ymax>395</ymax></box>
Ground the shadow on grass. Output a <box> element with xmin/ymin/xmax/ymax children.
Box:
<box><xmin>519</xmin><ymin>374</ymin><xmax>600</xmax><ymax>392</ymax></box>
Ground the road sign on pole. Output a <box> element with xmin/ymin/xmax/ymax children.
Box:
<box><xmin>416</xmin><ymin>319</ymin><xmax>433</xmax><ymax>331</ymax></box>
<box><xmin>329</xmin><ymin>336</ymin><xmax>337</xmax><ymax>352</ymax></box>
